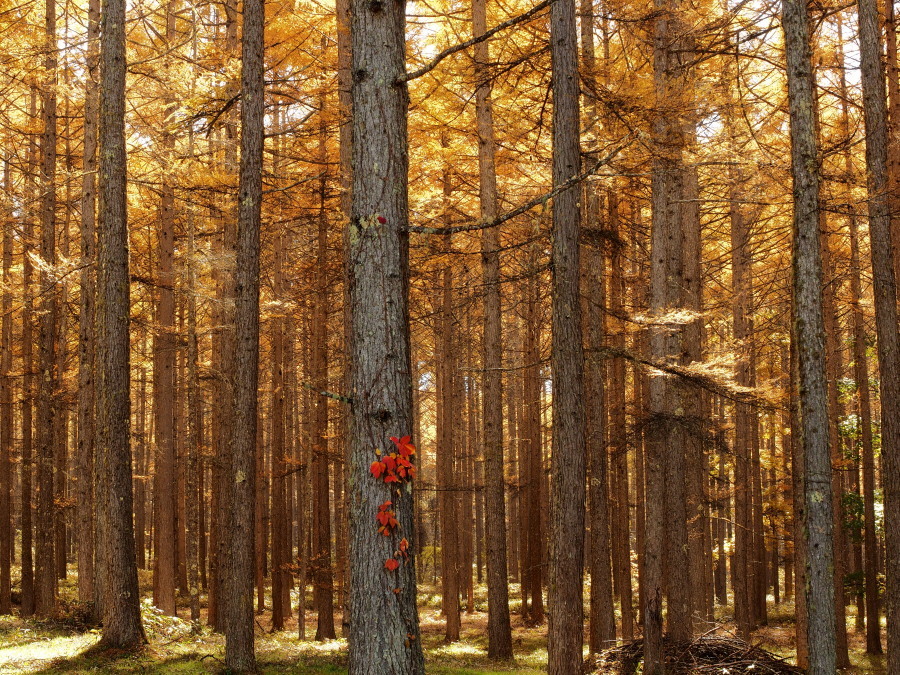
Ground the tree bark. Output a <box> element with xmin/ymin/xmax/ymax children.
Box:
<box><xmin>222</xmin><ymin>0</ymin><xmax>264</xmax><ymax>666</ymax></box>
<box><xmin>783</xmin><ymin>0</ymin><xmax>837</xmax><ymax>668</ymax></box>
<box><xmin>856</xmin><ymin>0</ymin><xmax>900</xmax><ymax>667</ymax></box>
<box><xmin>96</xmin><ymin>0</ymin><xmax>144</xmax><ymax>644</ymax></box>
<box><xmin>347</xmin><ymin>0</ymin><xmax>425</xmax><ymax>670</ymax></box>
<box><xmin>547</xmin><ymin>0</ymin><xmax>586</xmax><ymax>670</ymax></box>
<box><xmin>35</xmin><ymin>0</ymin><xmax>59</xmax><ymax>616</ymax></box>
<box><xmin>472</xmin><ymin>0</ymin><xmax>512</xmax><ymax>658</ymax></box>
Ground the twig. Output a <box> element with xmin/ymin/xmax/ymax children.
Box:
<box><xmin>406</xmin><ymin>135</ymin><xmax>633</xmax><ymax>235</ymax></box>
<box><xmin>301</xmin><ymin>381</ymin><xmax>352</xmax><ymax>404</ymax></box>
<box><xmin>401</xmin><ymin>0</ymin><xmax>555</xmax><ymax>83</ymax></box>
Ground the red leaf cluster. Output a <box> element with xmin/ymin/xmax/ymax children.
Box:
<box><xmin>370</xmin><ymin>435</ymin><xmax>418</xmax><ymax>484</ymax></box>
<box><xmin>376</xmin><ymin>500</ymin><xmax>398</xmax><ymax>536</ymax></box>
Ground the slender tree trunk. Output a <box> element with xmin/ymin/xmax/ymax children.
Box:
<box><xmin>0</xmin><ymin>160</ymin><xmax>11</xmax><ymax>615</ymax></box>
<box><xmin>76</xmin><ymin>0</ymin><xmax>99</xmax><ymax>608</ymax></box>
<box><xmin>222</xmin><ymin>0</ymin><xmax>263</xmax><ymax>664</ymax></box>
<box><xmin>856</xmin><ymin>0</ymin><xmax>900</xmax><ymax>667</ymax></box>
<box><xmin>185</xmin><ymin>198</ymin><xmax>202</xmax><ymax>623</ymax></box>
<box><xmin>152</xmin><ymin>1</ymin><xmax>178</xmax><ymax>608</ymax></box>
<box><xmin>783</xmin><ymin>0</ymin><xmax>836</xmax><ymax>668</ymax></box>
<box><xmin>96</xmin><ymin>0</ymin><xmax>144</xmax><ymax>644</ymax></box>
<box><xmin>312</xmin><ymin>112</ymin><xmax>335</xmax><ymax>641</ymax></box>
<box><xmin>473</xmin><ymin>0</ymin><xmax>511</xmax><ymax>655</ymax></box>
<box><xmin>547</xmin><ymin>0</ymin><xmax>586</xmax><ymax>670</ymax></box>
<box><xmin>35</xmin><ymin>0</ymin><xmax>59</xmax><ymax>616</ymax></box>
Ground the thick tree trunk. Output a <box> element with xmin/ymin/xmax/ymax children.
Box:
<box><xmin>347</xmin><ymin>0</ymin><xmax>425</xmax><ymax>670</ymax></box>
<box><xmin>152</xmin><ymin>5</ymin><xmax>178</xmax><ymax>607</ymax></box>
<box><xmin>783</xmin><ymin>0</ymin><xmax>837</xmax><ymax>668</ymax></box>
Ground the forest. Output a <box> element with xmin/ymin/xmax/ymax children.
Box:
<box><xmin>0</xmin><ymin>0</ymin><xmax>897</xmax><ymax>671</ymax></box>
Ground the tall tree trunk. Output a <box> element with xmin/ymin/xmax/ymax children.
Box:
<box><xmin>472</xmin><ymin>0</ymin><xmax>513</xmax><ymax>648</ymax></box>
<box><xmin>472</xmin><ymin>0</ymin><xmax>512</xmax><ymax>653</ymax></box>
<box><xmin>222</xmin><ymin>0</ymin><xmax>263</xmax><ymax>664</ymax></box>
<box><xmin>436</xmin><ymin>167</ymin><xmax>460</xmax><ymax>641</ymax></box>
<box><xmin>76</xmin><ymin>0</ymin><xmax>99</xmax><ymax>608</ymax></box>
<box><xmin>152</xmin><ymin>0</ymin><xmax>178</xmax><ymax>610</ymax></box>
<box><xmin>96</xmin><ymin>0</ymin><xmax>145</xmax><ymax>644</ymax></box>
<box><xmin>547</xmin><ymin>0</ymin><xmax>586</xmax><ymax>671</ymax></box>
<box><xmin>580</xmin><ymin>0</ymin><xmax>615</xmax><ymax>652</ymax></box>
<box><xmin>271</xmin><ymin>229</ymin><xmax>288</xmax><ymax>630</ymax></box>
<box><xmin>35</xmin><ymin>0</ymin><xmax>59</xmax><ymax>616</ymax></box>
<box><xmin>856</xmin><ymin>0</ymin><xmax>900</xmax><ymax>667</ymax></box>
<box><xmin>347</xmin><ymin>0</ymin><xmax>425</xmax><ymax>669</ymax></box>
<box><xmin>783</xmin><ymin>0</ymin><xmax>836</xmax><ymax>668</ymax></box>
<box><xmin>312</xmin><ymin>109</ymin><xmax>335</xmax><ymax>641</ymax></box>
<box><xmin>185</xmin><ymin>193</ymin><xmax>202</xmax><ymax>623</ymax></box>
<box><xmin>20</xmin><ymin>88</ymin><xmax>39</xmax><ymax>619</ymax></box>
<box><xmin>0</xmin><ymin>159</ymin><xmax>11</xmax><ymax>615</ymax></box>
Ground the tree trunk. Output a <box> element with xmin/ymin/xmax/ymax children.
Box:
<box><xmin>547</xmin><ymin>0</ymin><xmax>586</xmax><ymax>670</ymax></box>
<box><xmin>347</xmin><ymin>0</ymin><xmax>425</xmax><ymax>669</ymax></box>
<box><xmin>35</xmin><ymin>0</ymin><xmax>59</xmax><ymax>616</ymax></box>
<box><xmin>472</xmin><ymin>2</ymin><xmax>512</xmax><ymax>646</ymax></box>
<box><xmin>76</xmin><ymin>0</ymin><xmax>99</xmax><ymax>608</ymax></box>
<box><xmin>96</xmin><ymin>0</ymin><xmax>145</xmax><ymax>643</ymax></box>
<box><xmin>0</xmin><ymin>159</ymin><xmax>11</xmax><ymax>615</ymax></box>
<box><xmin>783</xmin><ymin>0</ymin><xmax>837</xmax><ymax>667</ymax></box>
<box><xmin>222</xmin><ymin>0</ymin><xmax>263</xmax><ymax>665</ymax></box>
<box><xmin>856</xmin><ymin>0</ymin><xmax>900</xmax><ymax>668</ymax></box>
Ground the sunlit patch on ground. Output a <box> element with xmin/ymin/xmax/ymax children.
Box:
<box><xmin>0</xmin><ymin>632</ymin><xmax>100</xmax><ymax>673</ymax></box>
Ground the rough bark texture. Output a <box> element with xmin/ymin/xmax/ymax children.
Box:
<box><xmin>547</xmin><ymin>0</ymin><xmax>586</xmax><ymax>671</ymax></box>
<box><xmin>76</xmin><ymin>0</ymin><xmax>99</xmax><ymax>608</ymax></box>
<box><xmin>783</xmin><ymin>0</ymin><xmax>836</xmax><ymax>669</ymax></box>
<box><xmin>856</xmin><ymin>0</ymin><xmax>900</xmax><ymax>668</ymax></box>
<box><xmin>35</xmin><ymin>0</ymin><xmax>59</xmax><ymax>616</ymax></box>
<box><xmin>347</xmin><ymin>0</ymin><xmax>425</xmax><ymax>671</ymax></box>
<box><xmin>223</xmin><ymin>0</ymin><xmax>263</xmax><ymax>665</ymax></box>
<box><xmin>473</xmin><ymin>0</ymin><xmax>512</xmax><ymax>659</ymax></box>
<box><xmin>96</xmin><ymin>0</ymin><xmax>144</xmax><ymax>645</ymax></box>
<box><xmin>0</xmin><ymin>161</ymin><xmax>11</xmax><ymax>615</ymax></box>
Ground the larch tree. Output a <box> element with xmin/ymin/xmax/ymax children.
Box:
<box><xmin>96</xmin><ymin>0</ymin><xmax>145</xmax><ymax>647</ymax></box>
<box><xmin>473</xmin><ymin>0</ymin><xmax>513</xmax><ymax>659</ymax></box>
<box><xmin>783</xmin><ymin>0</ymin><xmax>836</xmax><ymax>669</ymax></box>
<box><xmin>547</xmin><ymin>0</ymin><xmax>587</xmax><ymax>672</ymax></box>
<box><xmin>223</xmin><ymin>0</ymin><xmax>264</xmax><ymax>664</ymax></box>
<box><xmin>855</xmin><ymin>0</ymin><xmax>900</xmax><ymax>667</ymax></box>
<box><xmin>346</xmin><ymin>0</ymin><xmax>425</xmax><ymax>670</ymax></box>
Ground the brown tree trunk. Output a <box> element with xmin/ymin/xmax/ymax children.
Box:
<box><xmin>96</xmin><ymin>0</ymin><xmax>145</xmax><ymax>642</ymax></box>
<box><xmin>76</xmin><ymin>0</ymin><xmax>99</xmax><ymax>607</ymax></box>
<box><xmin>784</xmin><ymin>0</ymin><xmax>837</xmax><ymax>667</ymax></box>
<box><xmin>473</xmin><ymin>0</ymin><xmax>513</xmax><ymax>643</ymax></box>
<box><xmin>347</xmin><ymin>0</ymin><xmax>425</xmax><ymax>669</ymax></box>
<box><xmin>856</xmin><ymin>0</ymin><xmax>900</xmax><ymax>667</ymax></box>
<box><xmin>312</xmin><ymin>112</ymin><xmax>335</xmax><ymax>641</ymax></box>
<box><xmin>35</xmin><ymin>0</ymin><xmax>59</xmax><ymax>616</ymax></box>
<box><xmin>0</xmin><ymin>159</ymin><xmax>11</xmax><ymax>614</ymax></box>
<box><xmin>547</xmin><ymin>0</ymin><xmax>586</xmax><ymax>670</ymax></box>
<box><xmin>152</xmin><ymin>2</ymin><xmax>178</xmax><ymax>608</ymax></box>
<box><xmin>222</xmin><ymin>0</ymin><xmax>263</xmax><ymax>663</ymax></box>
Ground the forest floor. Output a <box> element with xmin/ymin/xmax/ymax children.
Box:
<box><xmin>0</xmin><ymin>567</ymin><xmax>889</xmax><ymax>673</ymax></box>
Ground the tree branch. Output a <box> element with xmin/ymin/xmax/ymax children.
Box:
<box><xmin>406</xmin><ymin>134</ymin><xmax>633</xmax><ymax>235</ymax></box>
<box><xmin>400</xmin><ymin>0</ymin><xmax>555</xmax><ymax>84</ymax></box>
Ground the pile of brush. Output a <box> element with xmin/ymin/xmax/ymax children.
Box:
<box><xmin>585</xmin><ymin>634</ymin><xmax>805</xmax><ymax>674</ymax></box>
